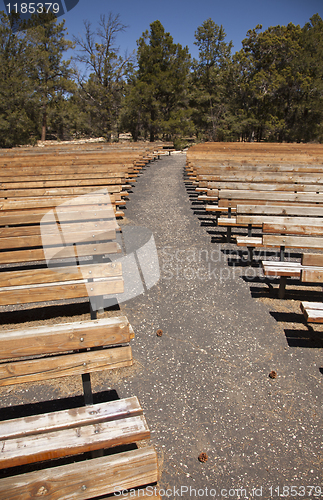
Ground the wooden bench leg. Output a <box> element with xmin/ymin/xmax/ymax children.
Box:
<box><xmin>278</xmin><ymin>276</ymin><xmax>287</xmax><ymax>299</ymax></box>
<box><xmin>82</xmin><ymin>373</ymin><xmax>93</xmax><ymax>405</ymax></box>
<box><xmin>280</xmin><ymin>246</ymin><xmax>285</xmax><ymax>261</ymax></box>
<box><xmin>226</xmin><ymin>226</ymin><xmax>232</xmax><ymax>243</ymax></box>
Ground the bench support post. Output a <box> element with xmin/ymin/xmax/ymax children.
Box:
<box><xmin>226</xmin><ymin>206</ymin><xmax>232</xmax><ymax>242</ymax></box>
<box><xmin>278</xmin><ymin>276</ymin><xmax>287</xmax><ymax>299</ymax></box>
<box><xmin>82</xmin><ymin>373</ymin><xmax>93</xmax><ymax>406</ymax></box>
<box><xmin>90</xmin><ymin>300</ymin><xmax>98</xmax><ymax>320</ymax></box>
<box><xmin>280</xmin><ymin>246</ymin><xmax>285</xmax><ymax>262</ymax></box>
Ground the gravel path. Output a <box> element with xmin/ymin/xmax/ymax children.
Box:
<box><xmin>115</xmin><ymin>153</ymin><xmax>322</xmax><ymax>498</ymax></box>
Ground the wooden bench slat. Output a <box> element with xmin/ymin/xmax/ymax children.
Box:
<box><xmin>263</xmin><ymin>223</ymin><xmax>323</xmax><ymax>236</ymax></box>
<box><xmin>300</xmin><ymin>302</ymin><xmax>323</xmax><ymax>322</ymax></box>
<box><xmin>262</xmin><ymin>234</ymin><xmax>323</xmax><ymax>249</ymax></box>
<box><xmin>0</xmin><ymin>207</ymin><xmax>116</xmax><ymax>226</ymax></box>
<box><xmin>0</xmin><ymin>185</ymin><xmax>122</xmax><ymax>198</ymax></box>
<box><xmin>0</xmin><ymin>220</ymin><xmax>119</xmax><ymax>239</ymax></box>
<box><xmin>0</xmin><ymin>345</ymin><xmax>132</xmax><ymax>386</ymax></box>
<box><xmin>301</xmin><ymin>301</ymin><xmax>323</xmax><ymax>311</ymax></box>
<box><xmin>236</xmin><ymin>204</ymin><xmax>323</xmax><ymax>216</ymax></box>
<box><xmin>0</xmin><ymin>396</ymin><xmax>142</xmax><ymax>440</ymax></box>
<box><xmin>219</xmin><ymin>189</ymin><xmax>323</xmax><ymax>203</ymax></box>
<box><xmin>237</xmin><ymin>215</ymin><xmax>323</xmax><ymax>225</ymax></box>
<box><xmin>0</xmin><ymin>276</ymin><xmax>124</xmax><ymax>305</ymax></box>
<box><xmin>0</xmin><ymin>316</ymin><xmax>132</xmax><ymax>360</ymax></box>
<box><xmin>262</xmin><ymin>261</ymin><xmax>303</xmax><ymax>278</ymax></box>
<box><xmin>0</xmin><ymin>229</ymin><xmax>116</xmax><ymax>249</ymax></box>
<box><xmin>0</xmin><ymin>413</ymin><xmax>150</xmax><ymax>468</ymax></box>
<box><xmin>301</xmin><ymin>269</ymin><xmax>323</xmax><ymax>282</ymax></box>
<box><xmin>0</xmin><ymin>447</ymin><xmax>159</xmax><ymax>500</ymax></box>
<box><xmin>207</xmin><ymin>181</ymin><xmax>323</xmax><ymax>192</ymax></box>
<box><xmin>0</xmin><ymin>241</ymin><xmax>121</xmax><ymax>265</ymax></box>
<box><xmin>200</xmin><ymin>173</ymin><xmax>323</xmax><ymax>183</ymax></box>
<box><xmin>0</xmin><ymin>177</ymin><xmax>124</xmax><ymax>188</ymax></box>
<box><xmin>0</xmin><ymin>194</ymin><xmax>118</xmax><ymax>211</ymax></box>
<box><xmin>236</xmin><ymin>237</ymin><xmax>263</xmax><ymax>247</ymax></box>
<box><xmin>0</xmin><ymin>262</ymin><xmax>122</xmax><ymax>287</ymax></box>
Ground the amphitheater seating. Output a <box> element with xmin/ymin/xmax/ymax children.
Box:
<box><xmin>0</xmin><ymin>142</ymin><xmax>165</xmax><ymax>499</ymax></box>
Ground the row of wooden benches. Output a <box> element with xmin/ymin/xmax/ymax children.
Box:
<box><xmin>186</xmin><ymin>142</ymin><xmax>323</xmax><ymax>322</ymax></box>
<box><xmin>0</xmin><ymin>143</ymin><xmax>166</xmax><ymax>499</ymax></box>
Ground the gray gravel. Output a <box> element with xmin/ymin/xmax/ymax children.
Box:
<box><xmin>115</xmin><ymin>153</ymin><xmax>322</xmax><ymax>499</ymax></box>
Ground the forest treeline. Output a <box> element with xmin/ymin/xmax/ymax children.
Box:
<box><xmin>0</xmin><ymin>11</ymin><xmax>322</xmax><ymax>148</ymax></box>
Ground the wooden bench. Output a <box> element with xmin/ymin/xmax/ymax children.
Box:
<box><xmin>230</xmin><ymin>205</ymin><xmax>323</xmax><ymax>260</ymax></box>
<box><xmin>301</xmin><ymin>301</ymin><xmax>323</xmax><ymax>323</ymax></box>
<box><xmin>0</xmin><ymin>192</ymin><xmax>125</xmax><ymax>318</ymax></box>
<box><xmin>0</xmin><ymin>177</ymin><xmax>161</xmax><ymax>496</ymax></box>
<box><xmin>215</xmin><ymin>191</ymin><xmax>323</xmax><ymax>245</ymax></box>
<box><xmin>0</xmin><ymin>316</ymin><xmax>160</xmax><ymax>498</ymax></box>
<box><xmin>262</xmin><ymin>253</ymin><xmax>323</xmax><ymax>299</ymax></box>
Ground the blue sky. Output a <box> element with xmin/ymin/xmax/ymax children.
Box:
<box><xmin>2</xmin><ymin>0</ymin><xmax>323</xmax><ymax>60</ymax></box>
<box><xmin>61</xmin><ymin>0</ymin><xmax>323</xmax><ymax>60</ymax></box>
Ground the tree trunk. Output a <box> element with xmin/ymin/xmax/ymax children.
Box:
<box><xmin>41</xmin><ymin>105</ymin><xmax>47</xmax><ymax>141</ymax></box>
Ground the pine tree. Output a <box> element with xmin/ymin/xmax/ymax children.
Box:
<box><xmin>0</xmin><ymin>11</ymin><xmax>34</xmax><ymax>147</ymax></box>
<box><xmin>191</xmin><ymin>19</ymin><xmax>232</xmax><ymax>141</ymax></box>
<box><xmin>24</xmin><ymin>12</ymin><xmax>74</xmax><ymax>141</ymax></box>
<box><xmin>122</xmin><ymin>20</ymin><xmax>192</xmax><ymax>142</ymax></box>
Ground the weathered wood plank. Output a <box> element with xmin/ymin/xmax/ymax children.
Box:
<box><xmin>0</xmin><ymin>220</ymin><xmax>119</xmax><ymax>239</ymax></box>
<box><xmin>0</xmin><ymin>228</ymin><xmax>116</xmax><ymax>250</ymax></box>
<box><xmin>237</xmin><ymin>215</ymin><xmax>323</xmax><ymax>225</ymax></box>
<box><xmin>0</xmin><ymin>447</ymin><xmax>159</xmax><ymax>500</ymax></box>
<box><xmin>207</xmin><ymin>181</ymin><xmax>323</xmax><ymax>192</ymax></box>
<box><xmin>219</xmin><ymin>189</ymin><xmax>323</xmax><ymax>203</ymax></box>
<box><xmin>0</xmin><ymin>177</ymin><xmax>123</xmax><ymax>188</ymax></box>
<box><xmin>0</xmin><ymin>241</ymin><xmax>120</xmax><ymax>265</ymax></box>
<box><xmin>0</xmin><ymin>276</ymin><xmax>124</xmax><ymax>305</ymax></box>
<box><xmin>0</xmin><ymin>414</ymin><xmax>150</xmax><ymax>468</ymax></box>
<box><xmin>0</xmin><ymin>262</ymin><xmax>122</xmax><ymax>287</ymax></box>
<box><xmin>0</xmin><ymin>206</ymin><xmax>116</xmax><ymax>226</ymax></box>
<box><xmin>262</xmin><ymin>234</ymin><xmax>323</xmax><ymax>249</ymax></box>
<box><xmin>301</xmin><ymin>253</ymin><xmax>323</xmax><ymax>267</ymax></box>
<box><xmin>263</xmin><ymin>223</ymin><xmax>323</xmax><ymax>236</ymax></box>
<box><xmin>0</xmin><ymin>194</ymin><xmax>118</xmax><ymax>211</ymax></box>
<box><xmin>0</xmin><ymin>315</ymin><xmax>132</xmax><ymax>360</ymax></box>
<box><xmin>0</xmin><ymin>345</ymin><xmax>132</xmax><ymax>386</ymax></box>
<box><xmin>0</xmin><ymin>185</ymin><xmax>122</xmax><ymax>198</ymax></box>
<box><xmin>0</xmin><ymin>397</ymin><xmax>142</xmax><ymax>440</ymax></box>
<box><xmin>301</xmin><ymin>269</ymin><xmax>323</xmax><ymax>283</ymax></box>
<box><xmin>237</xmin><ymin>205</ymin><xmax>323</xmax><ymax>216</ymax></box>
<box><xmin>236</xmin><ymin>237</ymin><xmax>263</xmax><ymax>247</ymax></box>
<box><xmin>219</xmin><ymin>199</ymin><xmax>322</xmax><ymax>208</ymax></box>
<box><xmin>300</xmin><ymin>302</ymin><xmax>323</xmax><ymax>323</ymax></box>
<box><xmin>201</xmin><ymin>173</ymin><xmax>323</xmax><ymax>184</ymax></box>
<box><xmin>262</xmin><ymin>261</ymin><xmax>302</xmax><ymax>278</ymax></box>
